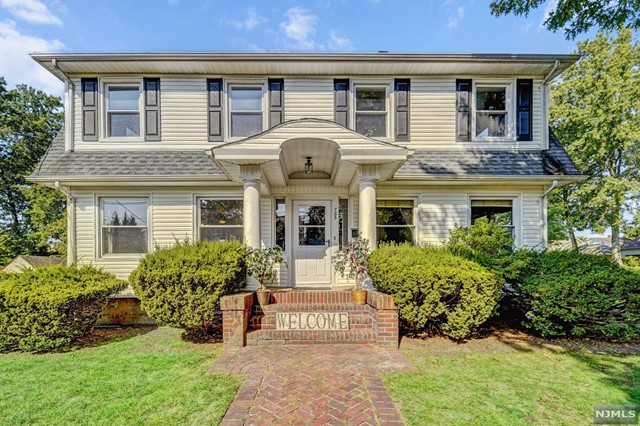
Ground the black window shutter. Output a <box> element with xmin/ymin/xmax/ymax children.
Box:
<box><xmin>143</xmin><ymin>78</ymin><xmax>161</xmax><ymax>141</ymax></box>
<box><xmin>394</xmin><ymin>79</ymin><xmax>410</xmax><ymax>141</ymax></box>
<box><xmin>268</xmin><ymin>78</ymin><xmax>284</xmax><ymax>128</ymax></box>
<box><xmin>207</xmin><ymin>79</ymin><xmax>223</xmax><ymax>142</ymax></box>
<box><xmin>81</xmin><ymin>78</ymin><xmax>98</xmax><ymax>141</ymax></box>
<box><xmin>516</xmin><ymin>79</ymin><xmax>533</xmax><ymax>141</ymax></box>
<box><xmin>334</xmin><ymin>79</ymin><xmax>349</xmax><ymax>128</ymax></box>
<box><xmin>456</xmin><ymin>79</ymin><xmax>472</xmax><ymax>142</ymax></box>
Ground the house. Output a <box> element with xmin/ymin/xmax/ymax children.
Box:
<box><xmin>2</xmin><ymin>255</ymin><xmax>64</xmax><ymax>273</ymax></box>
<box><xmin>29</xmin><ymin>52</ymin><xmax>583</xmax><ymax>292</ymax></box>
<box><xmin>622</xmin><ymin>237</ymin><xmax>640</xmax><ymax>258</ymax></box>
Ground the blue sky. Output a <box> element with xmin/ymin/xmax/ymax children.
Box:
<box><xmin>0</xmin><ymin>0</ymin><xmax>585</xmax><ymax>95</ymax></box>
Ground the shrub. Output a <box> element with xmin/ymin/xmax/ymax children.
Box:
<box><xmin>0</xmin><ymin>265</ymin><xmax>125</xmax><ymax>352</ymax></box>
<box><xmin>369</xmin><ymin>244</ymin><xmax>502</xmax><ymax>339</ymax></box>
<box><xmin>515</xmin><ymin>250</ymin><xmax>640</xmax><ymax>340</ymax></box>
<box><xmin>623</xmin><ymin>256</ymin><xmax>640</xmax><ymax>269</ymax></box>
<box><xmin>129</xmin><ymin>240</ymin><xmax>247</xmax><ymax>334</ymax></box>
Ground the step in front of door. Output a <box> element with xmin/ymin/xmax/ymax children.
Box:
<box><xmin>246</xmin><ymin>328</ymin><xmax>377</xmax><ymax>345</ymax></box>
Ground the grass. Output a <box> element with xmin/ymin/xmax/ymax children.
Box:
<box><xmin>0</xmin><ymin>327</ymin><xmax>241</xmax><ymax>426</ymax></box>
<box><xmin>385</xmin><ymin>335</ymin><xmax>640</xmax><ymax>426</ymax></box>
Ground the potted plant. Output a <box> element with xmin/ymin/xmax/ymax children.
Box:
<box><xmin>331</xmin><ymin>237</ymin><xmax>371</xmax><ymax>305</ymax></box>
<box><xmin>246</xmin><ymin>246</ymin><xmax>287</xmax><ymax>306</ymax></box>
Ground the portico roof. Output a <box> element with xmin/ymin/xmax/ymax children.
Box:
<box><xmin>211</xmin><ymin>119</ymin><xmax>413</xmax><ymax>188</ymax></box>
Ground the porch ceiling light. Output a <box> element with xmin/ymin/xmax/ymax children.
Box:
<box><xmin>305</xmin><ymin>157</ymin><xmax>313</xmax><ymax>174</ymax></box>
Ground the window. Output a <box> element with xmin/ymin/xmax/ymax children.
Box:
<box><xmin>101</xmin><ymin>198</ymin><xmax>148</xmax><ymax>255</ymax></box>
<box><xmin>106</xmin><ymin>84</ymin><xmax>141</xmax><ymax>137</ymax></box>
<box><xmin>471</xmin><ymin>200</ymin><xmax>515</xmax><ymax>238</ymax></box>
<box><xmin>275</xmin><ymin>198</ymin><xmax>285</xmax><ymax>250</ymax></box>
<box><xmin>229</xmin><ymin>86</ymin><xmax>263</xmax><ymax>137</ymax></box>
<box><xmin>355</xmin><ymin>87</ymin><xmax>387</xmax><ymax>137</ymax></box>
<box><xmin>376</xmin><ymin>200</ymin><xmax>414</xmax><ymax>244</ymax></box>
<box><xmin>475</xmin><ymin>85</ymin><xmax>508</xmax><ymax>139</ymax></box>
<box><xmin>199</xmin><ymin>199</ymin><xmax>243</xmax><ymax>241</ymax></box>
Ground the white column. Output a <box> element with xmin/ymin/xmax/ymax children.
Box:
<box><xmin>240</xmin><ymin>164</ymin><xmax>262</xmax><ymax>250</ymax></box>
<box><xmin>358</xmin><ymin>163</ymin><xmax>379</xmax><ymax>250</ymax></box>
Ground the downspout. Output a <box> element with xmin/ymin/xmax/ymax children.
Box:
<box><xmin>539</xmin><ymin>179</ymin><xmax>560</xmax><ymax>249</ymax></box>
<box><xmin>541</xmin><ymin>60</ymin><xmax>560</xmax><ymax>150</ymax></box>
<box><xmin>52</xmin><ymin>59</ymin><xmax>75</xmax><ymax>152</ymax></box>
<box><xmin>55</xmin><ymin>181</ymin><xmax>76</xmax><ymax>266</ymax></box>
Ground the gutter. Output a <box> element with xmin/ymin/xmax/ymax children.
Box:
<box><xmin>55</xmin><ymin>181</ymin><xmax>76</xmax><ymax>266</ymax></box>
<box><xmin>540</xmin><ymin>179</ymin><xmax>560</xmax><ymax>199</ymax></box>
<box><xmin>52</xmin><ymin>58</ymin><xmax>75</xmax><ymax>152</ymax></box>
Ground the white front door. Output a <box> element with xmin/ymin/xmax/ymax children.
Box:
<box><xmin>293</xmin><ymin>200</ymin><xmax>332</xmax><ymax>287</ymax></box>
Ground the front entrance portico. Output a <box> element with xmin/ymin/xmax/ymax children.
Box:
<box><xmin>211</xmin><ymin>118</ymin><xmax>412</xmax><ymax>289</ymax></box>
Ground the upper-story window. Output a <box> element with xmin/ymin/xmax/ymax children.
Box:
<box><xmin>355</xmin><ymin>86</ymin><xmax>387</xmax><ymax>138</ymax></box>
<box><xmin>229</xmin><ymin>86</ymin><xmax>264</xmax><ymax>138</ymax></box>
<box><xmin>474</xmin><ymin>85</ymin><xmax>510</xmax><ymax>139</ymax></box>
<box><xmin>106</xmin><ymin>84</ymin><xmax>142</xmax><ymax>138</ymax></box>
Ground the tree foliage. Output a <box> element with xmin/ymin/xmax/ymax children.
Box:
<box><xmin>490</xmin><ymin>0</ymin><xmax>640</xmax><ymax>39</ymax></box>
<box><xmin>0</xmin><ymin>77</ymin><xmax>64</xmax><ymax>266</ymax></box>
<box><xmin>549</xmin><ymin>28</ymin><xmax>640</xmax><ymax>262</ymax></box>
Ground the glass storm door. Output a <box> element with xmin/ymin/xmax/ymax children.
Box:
<box><xmin>293</xmin><ymin>201</ymin><xmax>332</xmax><ymax>286</ymax></box>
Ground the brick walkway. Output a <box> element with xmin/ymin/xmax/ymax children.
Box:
<box><xmin>210</xmin><ymin>345</ymin><xmax>415</xmax><ymax>425</ymax></box>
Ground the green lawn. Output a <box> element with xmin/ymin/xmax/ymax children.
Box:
<box><xmin>0</xmin><ymin>327</ymin><xmax>241</xmax><ymax>426</ymax></box>
<box><xmin>385</xmin><ymin>337</ymin><xmax>640</xmax><ymax>426</ymax></box>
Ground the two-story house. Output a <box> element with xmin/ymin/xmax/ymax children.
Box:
<box><xmin>29</xmin><ymin>52</ymin><xmax>583</xmax><ymax>290</ymax></box>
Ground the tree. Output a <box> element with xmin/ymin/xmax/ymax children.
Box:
<box><xmin>490</xmin><ymin>0</ymin><xmax>640</xmax><ymax>39</ymax></box>
<box><xmin>549</xmin><ymin>28</ymin><xmax>640</xmax><ymax>263</ymax></box>
<box><xmin>0</xmin><ymin>77</ymin><xmax>64</xmax><ymax>264</ymax></box>
<box><xmin>623</xmin><ymin>210</ymin><xmax>640</xmax><ymax>239</ymax></box>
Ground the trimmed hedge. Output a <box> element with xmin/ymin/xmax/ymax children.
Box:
<box><xmin>0</xmin><ymin>265</ymin><xmax>125</xmax><ymax>352</ymax></box>
<box><xmin>369</xmin><ymin>244</ymin><xmax>502</xmax><ymax>339</ymax></box>
<box><xmin>129</xmin><ymin>240</ymin><xmax>246</xmax><ymax>334</ymax></box>
<box><xmin>515</xmin><ymin>250</ymin><xmax>640</xmax><ymax>340</ymax></box>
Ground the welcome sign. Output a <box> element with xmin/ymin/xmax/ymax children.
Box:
<box><xmin>276</xmin><ymin>312</ymin><xmax>349</xmax><ymax>330</ymax></box>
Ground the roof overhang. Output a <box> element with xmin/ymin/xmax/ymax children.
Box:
<box><xmin>28</xmin><ymin>174</ymin><xmax>233</xmax><ymax>188</ymax></box>
<box><xmin>387</xmin><ymin>174</ymin><xmax>586</xmax><ymax>185</ymax></box>
<box><xmin>32</xmin><ymin>52</ymin><xmax>579</xmax><ymax>80</ymax></box>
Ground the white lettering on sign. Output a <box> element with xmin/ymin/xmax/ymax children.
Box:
<box><xmin>276</xmin><ymin>312</ymin><xmax>349</xmax><ymax>330</ymax></box>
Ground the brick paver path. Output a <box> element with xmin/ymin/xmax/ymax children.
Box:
<box><xmin>210</xmin><ymin>345</ymin><xmax>415</xmax><ymax>425</ymax></box>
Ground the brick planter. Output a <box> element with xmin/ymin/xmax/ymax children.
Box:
<box><xmin>221</xmin><ymin>290</ymin><xmax>399</xmax><ymax>348</ymax></box>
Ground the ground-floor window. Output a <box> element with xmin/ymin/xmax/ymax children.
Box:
<box><xmin>376</xmin><ymin>200</ymin><xmax>415</xmax><ymax>245</ymax></box>
<box><xmin>100</xmin><ymin>198</ymin><xmax>149</xmax><ymax>255</ymax></box>
<box><xmin>470</xmin><ymin>199</ymin><xmax>515</xmax><ymax>238</ymax></box>
<box><xmin>198</xmin><ymin>199</ymin><xmax>243</xmax><ymax>241</ymax></box>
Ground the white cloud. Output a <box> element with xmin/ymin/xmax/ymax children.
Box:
<box><xmin>540</xmin><ymin>0</ymin><xmax>559</xmax><ymax>27</ymax></box>
<box><xmin>0</xmin><ymin>0</ymin><xmax>63</xmax><ymax>26</ymax></box>
<box><xmin>233</xmin><ymin>8</ymin><xmax>266</xmax><ymax>30</ymax></box>
<box><xmin>329</xmin><ymin>30</ymin><xmax>354</xmax><ymax>52</ymax></box>
<box><xmin>447</xmin><ymin>6</ymin><xmax>465</xmax><ymax>29</ymax></box>
<box><xmin>279</xmin><ymin>7</ymin><xmax>320</xmax><ymax>50</ymax></box>
<box><xmin>0</xmin><ymin>20</ymin><xmax>65</xmax><ymax>95</ymax></box>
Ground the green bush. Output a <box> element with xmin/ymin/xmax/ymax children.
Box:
<box><xmin>515</xmin><ymin>250</ymin><xmax>640</xmax><ymax>340</ymax></box>
<box><xmin>129</xmin><ymin>240</ymin><xmax>247</xmax><ymax>334</ymax></box>
<box><xmin>623</xmin><ymin>256</ymin><xmax>640</xmax><ymax>269</ymax></box>
<box><xmin>369</xmin><ymin>244</ymin><xmax>502</xmax><ymax>339</ymax></box>
<box><xmin>0</xmin><ymin>265</ymin><xmax>125</xmax><ymax>352</ymax></box>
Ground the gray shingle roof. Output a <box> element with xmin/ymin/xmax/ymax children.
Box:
<box><xmin>30</xmin><ymin>129</ymin><xmax>223</xmax><ymax>178</ymax></box>
<box><xmin>31</xmin><ymin>128</ymin><xmax>581</xmax><ymax>180</ymax></box>
<box><xmin>395</xmin><ymin>129</ymin><xmax>581</xmax><ymax>178</ymax></box>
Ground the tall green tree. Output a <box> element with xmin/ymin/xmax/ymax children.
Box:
<box><xmin>0</xmin><ymin>77</ymin><xmax>64</xmax><ymax>264</ymax></box>
<box><xmin>490</xmin><ymin>0</ymin><xmax>640</xmax><ymax>39</ymax></box>
<box><xmin>549</xmin><ymin>28</ymin><xmax>640</xmax><ymax>263</ymax></box>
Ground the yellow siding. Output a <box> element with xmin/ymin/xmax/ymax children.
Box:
<box><xmin>284</xmin><ymin>78</ymin><xmax>334</xmax><ymax>121</ymax></box>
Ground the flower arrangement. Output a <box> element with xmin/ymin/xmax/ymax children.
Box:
<box><xmin>331</xmin><ymin>237</ymin><xmax>371</xmax><ymax>288</ymax></box>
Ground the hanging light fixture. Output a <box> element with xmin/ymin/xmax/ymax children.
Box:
<box><xmin>305</xmin><ymin>157</ymin><xmax>313</xmax><ymax>174</ymax></box>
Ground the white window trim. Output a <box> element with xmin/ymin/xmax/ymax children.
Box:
<box><xmin>100</xmin><ymin>78</ymin><xmax>144</xmax><ymax>142</ymax></box>
<box><xmin>472</xmin><ymin>79</ymin><xmax>516</xmax><ymax>142</ymax></box>
<box><xmin>375</xmin><ymin>198</ymin><xmax>417</xmax><ymax>244</ymax></box>
<box><xmin>196</xmin><ymin>197</ymin><xmax>244</xmax><ymax>241</ymax></box>
<box><xmin>98</xmin><ymin>196</ymin><xmax>150</xmax><ymax>258</ymax></box>
<box><xmin>225</xmin><ymin>80</ymin><xmax>268</xmax><ymax>141</ymax></box>
<box><xmin>467</xmin><ymin>194</ymin><xmax>522</xmax><ymax>247</ymax></box>
<box><xmin>351</xmin><ymin>80</ymin><xmax>392</xmax><ymax>141</ymax></box>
